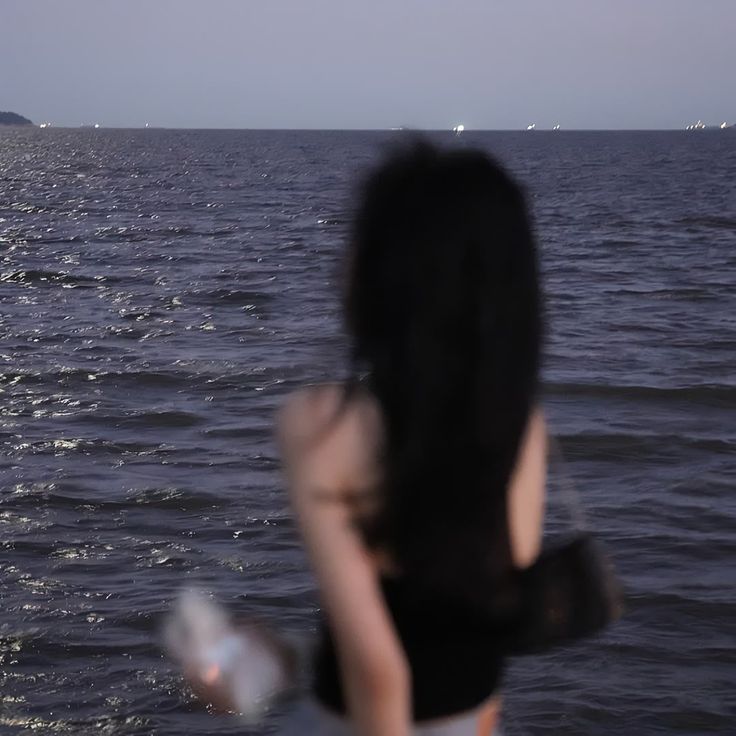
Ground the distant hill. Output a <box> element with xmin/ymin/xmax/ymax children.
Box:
<box><xmin>0</xmin><ymin>111</ymin><xmax>33</xmax><ymax>126</ymax></box>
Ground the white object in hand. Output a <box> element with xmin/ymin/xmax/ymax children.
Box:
<box><xmin>163</xmin><ymin>589</ymin><xmax>288</xmax><ymax>721</ymax></box>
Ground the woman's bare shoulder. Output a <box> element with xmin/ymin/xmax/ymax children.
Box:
<box><xmin>277</xmin><ymin>382</ymin><xmax>382</xmax><ymax>466</ymax></box>
<box><xmin>277</xmin><ymin>383</ymin><xmax>345</xmax><ymax>442</ymax></box>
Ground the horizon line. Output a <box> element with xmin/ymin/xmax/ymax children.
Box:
<box><xmin>16</xmin><ymin>125</ymin><xmax>734</xmax><ymax>132</ymax></box>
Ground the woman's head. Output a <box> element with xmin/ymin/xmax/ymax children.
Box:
<box><xmin>345</xmin><ymin>140</ymin><xmax>542</xmax><ymax>583</ymax></box>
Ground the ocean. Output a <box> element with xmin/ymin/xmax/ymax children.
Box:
<box><xmin>1</xmin><ymin>128</ymin><xmax>734</xmax><ymax>735</ymax></box>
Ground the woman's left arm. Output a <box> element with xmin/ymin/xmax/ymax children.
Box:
<box><xmin>279</xmin><ymin>388</ymin><xmax>411</xmax><ymax>736</ymax></box>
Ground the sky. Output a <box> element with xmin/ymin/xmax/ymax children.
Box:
<box><xmin>2</xmin><ymin>0</ymin><xmax>734</xmax><ymax>130</ymax></box>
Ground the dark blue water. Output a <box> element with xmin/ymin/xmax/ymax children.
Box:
<box><xmin>1</xmin><ymin>129</ymin><xmax>734</xmax><ymax>735</ymax></box>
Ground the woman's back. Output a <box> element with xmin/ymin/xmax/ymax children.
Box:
<box><xmin>280</xmin><ymin>141</ymin><xmax>545</xmax><ymax>735</ymax></box>
<box><xmin>279</xmin><ymin>383</ymin><xmax>546</xmax><ymax>729</ymax></box>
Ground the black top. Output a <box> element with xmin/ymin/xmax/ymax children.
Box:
<box><xmin>312</xmin><ymin>533</ymin><xmax>618</xmax><ymax>721</ymax></box>
<box><xmin>313</xmin><ymin>574</ymin><xmax>514</xmax><ymax>721</ymax></box>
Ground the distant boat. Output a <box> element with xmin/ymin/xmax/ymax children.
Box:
<box><xmin>526</xmin><ymin>123</ymin><xmax>536</xmax><ymax>131</ymax></box>
<box><xmin>685</xmin><ymin>120</ymin><xmax>706</xmax><ymax>130</ymax></box>
<box><xmin>720</xmin><ymin>122</ymin><xmax>730</xmax><ymax>129</ymax></box>
<box><xmin>452</xmin><ymin>124</ymin><xmax>465</xmax><ymax>134</ymax></box>
<box><xmin>552</xmin><ymin>124</ymin><xmax>561</xmax><ymax>131</ymax></box>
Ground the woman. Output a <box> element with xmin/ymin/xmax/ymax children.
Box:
<box><xmin>278</xmin><ymin>141</ymin><xmax>546</xmax><ymax>736</ymax></box>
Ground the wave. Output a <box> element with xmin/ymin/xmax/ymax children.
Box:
<box><xmin>192</xmin><ymin>287</ymin><xmax>275</xmax><ymax>305</ymax></box>
<box><xmin>544</xmin><ymin>381</ymin><xmax>736</xmax><ymax>408</ymax></box>
<box><xmin>0</xmin><ymin>269</ymin><xmax>114</xmax><ymax>287</ymax></box>
<box><xmin>202</xmin><ymin>425</ymin><xmax>269</xmax><ymax>439</ymax></box>
<box><xmin>0</xmin><ymin>628</ymin><xmax>153</xmax><ymax>660</ymax></box>
<box><xmin>27</xmin><ymin>234</ymin><xmax>84</xmax><ymax>245</ymax></box>
<box><xmin>114</xmin><ymin>409</ymin><xmax>205</xmax><ymax>429</ymax></box>
<box><xmin>625</xmin><ymin>590</ymin><xmax>736</xmax><ymax>623</ymax></box>
<box><xmin>0</xmin><ymin>368</ymin><xmax>198</xmax><ymax>390</ymax></box>
<box><xmin>555</xmin><ymin>430</ymin><xmax>733</xmax><ymax>460</ymax></box>
<box><xmin>4</xmin><ymin>482</ymin><xmax>224</xmax><ymax>513</ymax></box>
<box><xmin>8</xmin><ymin>438</ymin><xmax>178</xmax><ymax>459</ymax></box>
<box><xmin>64</xmin><ymin>409</ymin><xmax>205</xmax><ymax>429</ymax></box>
<box><xmin>0</xmin><ymin>366</ymin><xmax>289</xmax><ymax>392</ymax></box>
<box><xmin>600</xmin><ymin>286</ymin><xmax>721</xmax><ymax>301</ymax></box>
<box><xmin>677</xmin><ymin>215</ymin><xmax>736</xmax><ymax>230</ymax></box>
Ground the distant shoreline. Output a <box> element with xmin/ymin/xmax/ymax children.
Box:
<box><xmin>0</xmin><ymin>111</ymin><xmax>33</xmax><ymax>126</ymax></box>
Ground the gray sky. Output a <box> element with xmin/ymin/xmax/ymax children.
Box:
<box><xmin>2</xmin><ymin>0</ymin><xmax>734</xmax><ymax>130</ymax></box>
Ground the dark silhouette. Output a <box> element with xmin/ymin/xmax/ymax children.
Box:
<box><xmin>0</xmin><ymin>111</ymin><xmax>33</xmax><ymax>126</ymax></box>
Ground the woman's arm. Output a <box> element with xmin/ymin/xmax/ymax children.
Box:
<box><xmin>279</xmin><ymin>387</ymin><xmax>411</xmax><ymax>736</ymax></box>
<box><xmin>507</xmin><ymin>407</ymin><xmax>548</xmax><ymax>568</ymax></box>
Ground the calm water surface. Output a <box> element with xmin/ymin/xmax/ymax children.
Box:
<box><xmin>1</xmin><ymin>129</ymin><xmax>734</xmax><ymax>735</ymax></box>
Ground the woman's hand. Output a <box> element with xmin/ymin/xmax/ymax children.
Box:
<box><xmin>183</xmin><ymin>660</ymin><xmax>239</xmax><ymax>713</ymax></box>
<box><xmin>164</xmin><ymin>591</ymin><xmax>295</xmax><ymax>719</ymax></box>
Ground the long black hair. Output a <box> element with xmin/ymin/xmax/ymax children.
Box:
<box><xmin>344</xmin><ymin>140</ymin><xmax>542</xmax><ymax>589</ymax></box>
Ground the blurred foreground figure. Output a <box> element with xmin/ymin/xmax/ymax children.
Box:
<box><xmin>279</xmin><ymin>141</ymin><xmax>544</xmax><ymax>736</ymax></box>
<box><xmin>171</xmin><ymin>141</ymin><xmax>621</xmax><ymax>735</ymax></box>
